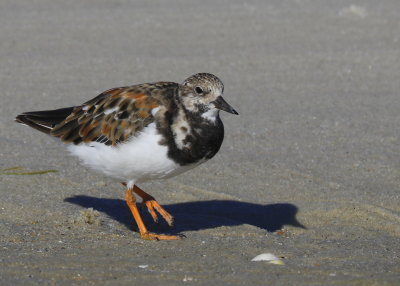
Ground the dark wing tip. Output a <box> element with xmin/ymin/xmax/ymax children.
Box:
<box><xmin>15</xmin><ymin>114</ymin><xmax>25</xmax><ymax>123</ymax></box>
<box><xmin>15</xmin><ymin>107</ymin><xmax>75</xmax><ymax>135</ymax></box>
<box><xmin>15</xmin><ymin>113</ymin><xmax>53</xmax><ymax>134</ymax></box>
<box><xmin>15</xmin><ymin>113</ymin><xmax>35</xmax><ymax>124</ymax></box>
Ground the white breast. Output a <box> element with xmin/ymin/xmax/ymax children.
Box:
<box><xmin>67</xmin><ymin>123</ymin><xmax>198</xmax><ymax>183</ymax></box>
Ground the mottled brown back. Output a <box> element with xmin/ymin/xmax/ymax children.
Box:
<box><xmin>49</xmin><ymin>83</ymin><xmax>179</xmax><ymax>146</ymax></box>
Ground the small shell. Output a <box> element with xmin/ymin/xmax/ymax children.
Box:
<box><xmin>251</xmin><ymin>253</ymin><xmax>285</xmax><ymax>265</ymax></box>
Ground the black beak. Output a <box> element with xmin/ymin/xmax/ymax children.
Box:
<box><xmin>212</xmin><ymin>96</ymin><xmax>239</xmax><ymax>115</ymax></box>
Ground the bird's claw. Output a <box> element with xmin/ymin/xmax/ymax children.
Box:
<box><xmin>140</xmin><ymin>231</ymin><xmax>183</xmax><ymax>241</ymax></box>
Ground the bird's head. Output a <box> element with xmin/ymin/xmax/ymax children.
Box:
<box><xmin>180</xmin><ymin>73</ymin><xmax>238</xmax><ymax>121</ymax></box>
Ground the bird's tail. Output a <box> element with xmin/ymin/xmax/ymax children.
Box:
<box><xmin>15</xmin><ymin>107</ymin><xmax>74</xmax><ymax>135</ymax></box>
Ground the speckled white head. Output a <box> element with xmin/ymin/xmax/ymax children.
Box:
<box><xmin>180</xmin><ymin>73</ymin><xmax>238</xmax><ymax>120</ymax></box>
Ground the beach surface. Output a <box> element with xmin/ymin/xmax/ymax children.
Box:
<box><xmin>1</xmin><ymin>1</ymin><xmax>399</xmax><ymax>285</ymax></box>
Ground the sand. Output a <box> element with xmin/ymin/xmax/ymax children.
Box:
<box><xmin>1</xmin><ymin>0</ymin><xmax>399</xmax><ymax>285</ymax></box>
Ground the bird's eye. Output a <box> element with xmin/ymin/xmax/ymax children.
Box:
<box><xmin>195</xmin><ymin>86</ymin><xmax>204</xmax><ymax>94</ymax></box>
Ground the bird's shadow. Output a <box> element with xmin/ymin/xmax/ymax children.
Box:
<box><xmin>64</xmin><ymin>195</ymin><xmax>305</xmax><ymax>233</ymax></box>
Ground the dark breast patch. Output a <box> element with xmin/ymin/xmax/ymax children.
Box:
<box><xmin>156</xmin><ymin>105</ymin><xmax>225</xmax><ymax>166</ymax></box>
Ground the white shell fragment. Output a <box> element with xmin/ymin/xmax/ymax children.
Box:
<box><xmin>183</xmin><ymin>276</ymin><xmax>194</xmax><ymax>282</ymax></box>
<box><xmin>251</xmin><ymin>253</ymin><xmax>285</xmax><ymax>265</ymax></box>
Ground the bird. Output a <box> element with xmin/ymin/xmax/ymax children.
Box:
<box><xmin>15</xmin><ymin>73</ymin><xmax>238</xmax><ymax>240</ymax></box>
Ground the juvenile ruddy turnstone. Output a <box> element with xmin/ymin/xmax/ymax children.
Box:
<box><xmin>16</xmin><ymin>73</ymin><xmax>238</xmax><ymax>240</ymax></box>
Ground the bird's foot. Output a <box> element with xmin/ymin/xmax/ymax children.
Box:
<box><xmin>140</xmin><ymin>231</ymin><xmax>185</xmax><ymax>241</ymax></box>
<box><xmin>141</xmin><ymin>199</ymin><xmax>174</xmax><ymax>227</ymax></box>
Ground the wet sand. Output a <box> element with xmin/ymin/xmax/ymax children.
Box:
<box><xmin>1</xmin><ymin>1</ymin><xmax>399</xmax><ymax>285</ymax></box>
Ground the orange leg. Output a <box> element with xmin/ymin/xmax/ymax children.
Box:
<box><xmin>125</xmin><ymin>187</ymin><xmax>182</xmax><ymax>240</ymax></box>
<box><xmin>132</xmin><ymin>185</ymin><xmax>175</xmax><ymax>226</ymax></box>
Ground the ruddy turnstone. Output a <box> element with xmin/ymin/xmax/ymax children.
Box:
<box><xmin>16</xmin><ymin>73</ymin><xmax>238</xmax><ymax>240</ymax></box>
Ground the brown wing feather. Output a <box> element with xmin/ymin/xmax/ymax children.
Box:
<box><xmin>50</xmin><ymin>84</ymin><xmax>170</xmax><ymax>146</ymax></box>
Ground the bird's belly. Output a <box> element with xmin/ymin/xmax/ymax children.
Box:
<box><xmin>67</xmin><ymin>123</ymin><xmax>185</xmax><ymax>182</ymax></box>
